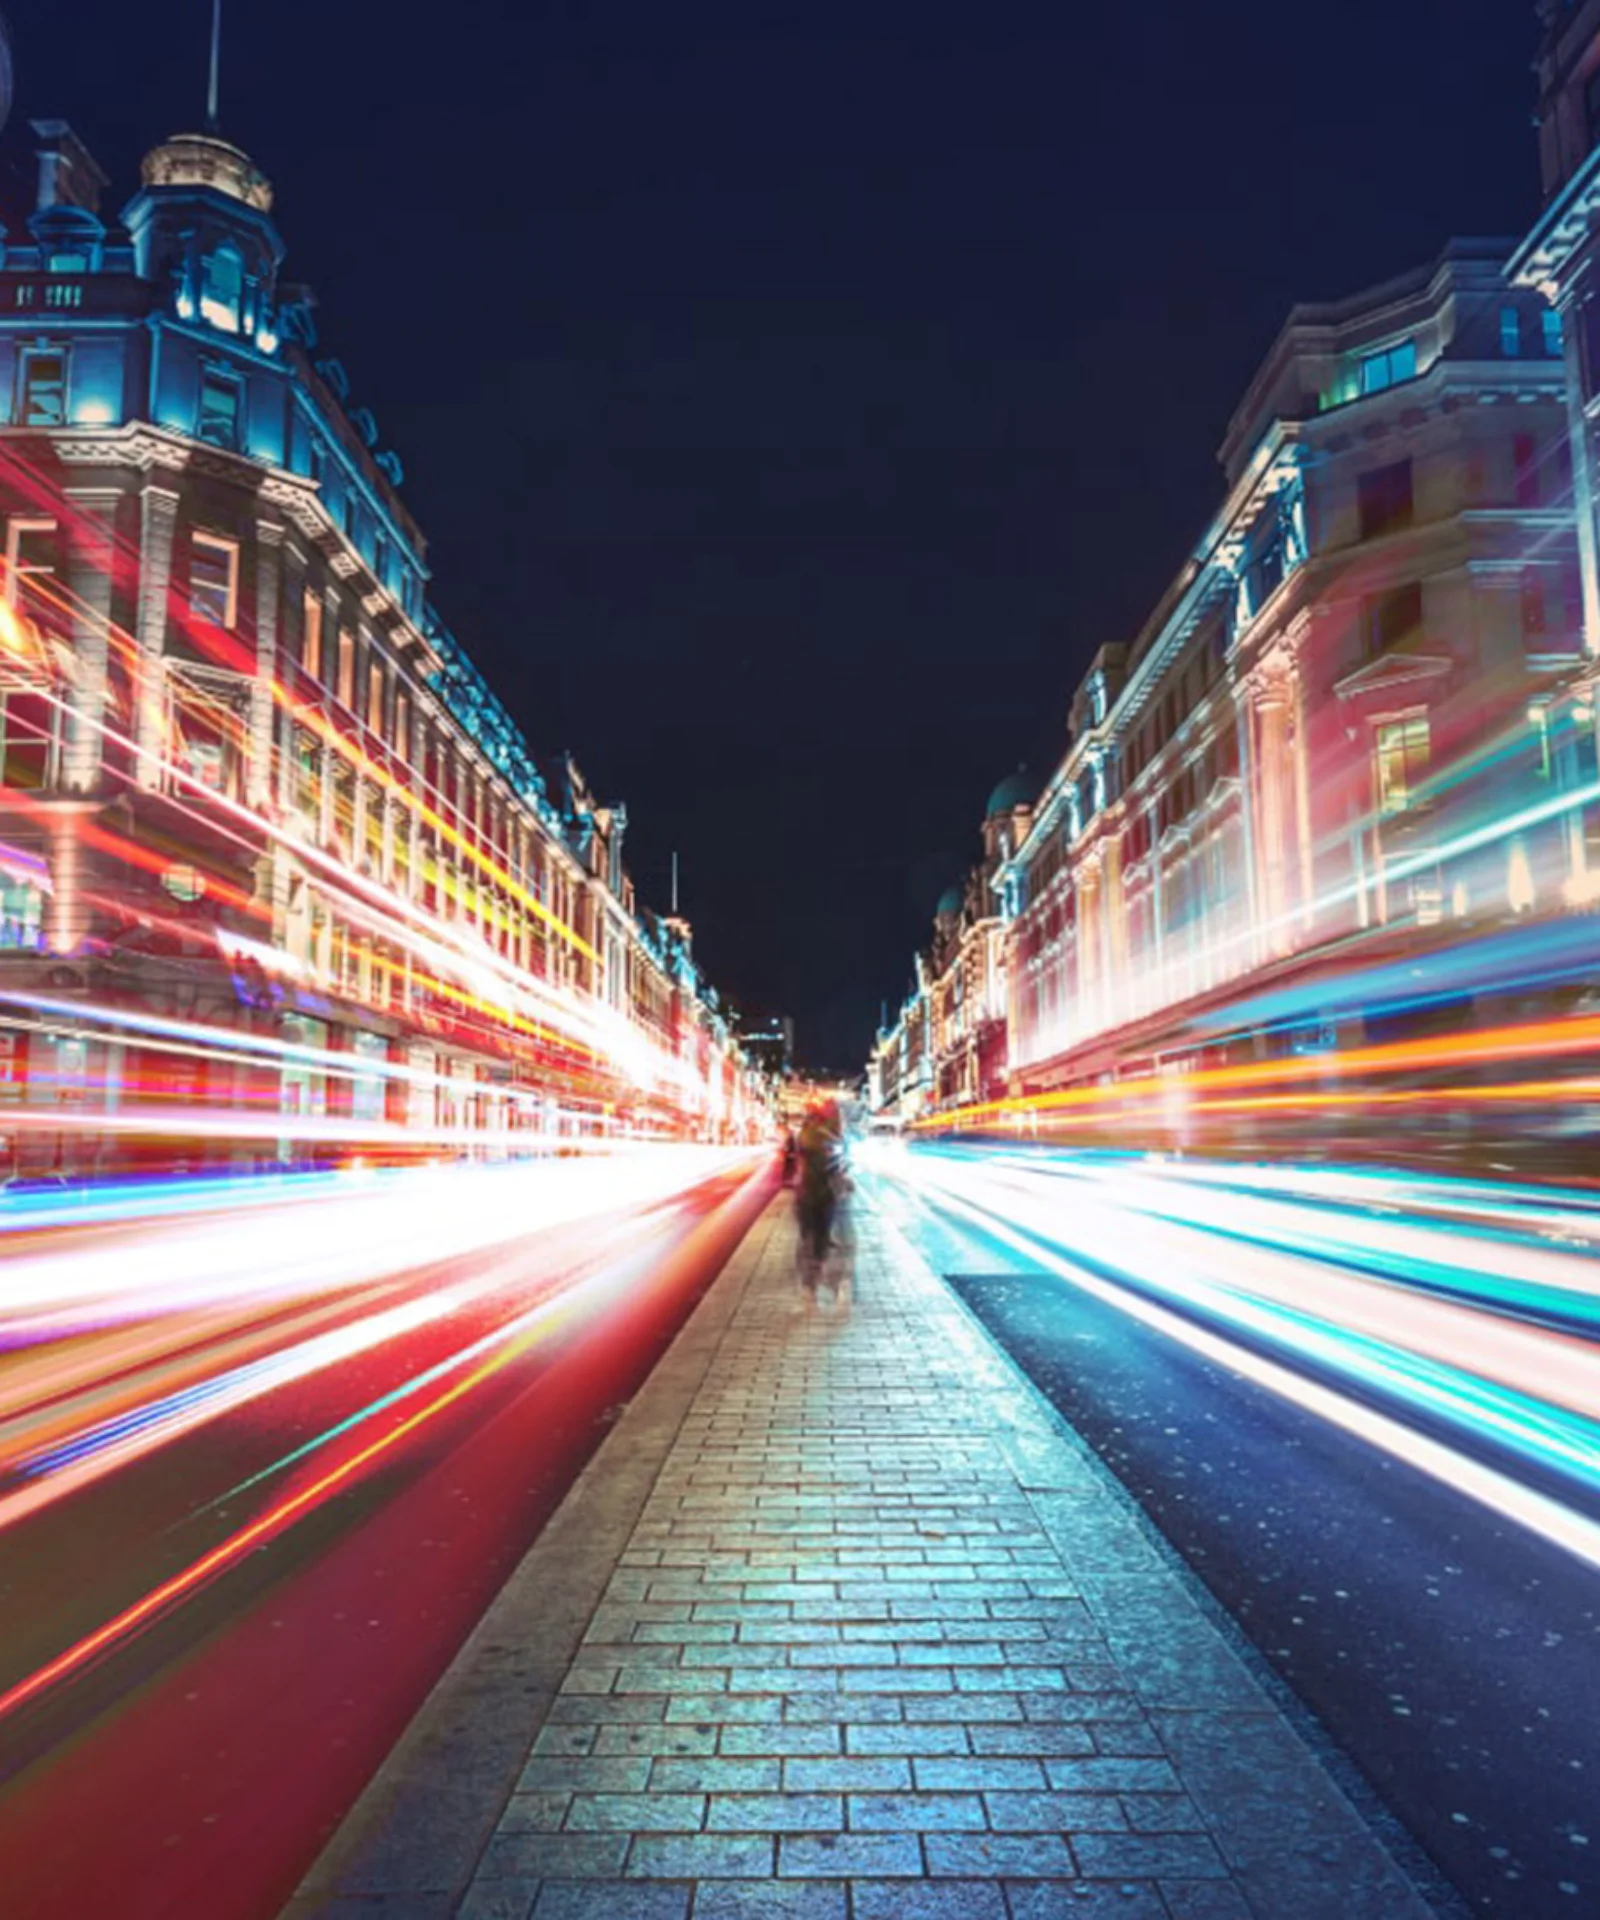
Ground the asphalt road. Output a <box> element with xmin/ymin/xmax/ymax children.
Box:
<box><xmin>0</xmin><ymin>1149</ymin><xmax>773</xmax><ymax>1920</ymax></box>
<box><xmin>865</xmin><ymin>1144</ymin><xmax>1600</xmax><ymax>1920</ymax></box>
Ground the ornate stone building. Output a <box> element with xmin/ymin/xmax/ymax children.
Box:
<box><xmin>0</xmin><ymin>112</ymin><xmax>759</xmax><ymax>1169</ymax></box>
<box><xmin>868</xmin><ymin>241</ymin><xmax>1590</xmax><ymax>1121</ymax></box>
<box><xmin>1000</xmin><ymin>241</ymin><xmax>1585</xmax><ymax>1096</ymax></box>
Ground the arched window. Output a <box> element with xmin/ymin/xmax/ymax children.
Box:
<box><xmin>199</xmin><ymin>244</ymin><xmax>243</xmax><ymax>333</ymax></box>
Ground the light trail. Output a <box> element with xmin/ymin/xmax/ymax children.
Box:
<box><xmin>861</xmin><ymin>1140</ymin><xmax>1600</xmax><ymax>1571</ymax></box>
<box><xmin>0</xmin><ymin>1145</ymin><xmax>768</xmax><ymax>1727</ymax></box>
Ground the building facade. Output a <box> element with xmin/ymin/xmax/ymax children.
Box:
<box><xmin>868</xmin><ymin>240</ymin><xmax>1593</xmax><ymax>1123</ymax></box>
<box><xmin>869</xmin><ymin>773</ymin><xmax>1032</xmax><ymax>1126</ymax></box>
<box><xmin>0</xmin><ymin>114</ymin><xmax>761</xmax><ymax>1172</ymax></box>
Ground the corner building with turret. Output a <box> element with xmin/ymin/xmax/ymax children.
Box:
<box><xmin>0</xmin><ymin>114</ymin><xmax>759</xmax><ymax>1171</ymax></box>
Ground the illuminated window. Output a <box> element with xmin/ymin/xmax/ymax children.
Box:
<box><xmin>301</xmin><ymin>587</ymin><xmax>323</xmax><ymax>680</ymax></box>
<box><xmin>0</xmin><ymin>872</ymin><xmax>44</xmax><ymax>949</ymax></box>
<box><xmin>1544</xmin><ymin>309</ymin><xmax>1563</xmax><ymax>358</ymax></box>
<box><xmin>1374</xmin><ymin>714</ymin><xmax>1429</xmax><ymax>816</ymax></box>
<box><xmin>197</xmin><ymin>373</ymin><xmax>241</xmax><ymax>449</ymax></box>
<box><xmin>1358</xmin><ymin>339</ymin><xmax>1417</xmax><ymax>396</ymax></box>
<box><xmin>200</xmin><ymin>245</ymin><xmax>244</xmax><ymax>333</ymax></box>
<box><xmin>190</xmin><ymin>532</ymin><xmax>239</xmax><ymax>629</ymax></box>
<box><xmin>394</xmin><ymin>689</ymin><xmax>410</xmax><ymax>758</ymax></box>
<box><xmin>1500</xmin><ymin>307</ymin><xmax>1522</xmax><ymax>357</ymax></box>
<box><xmin>1530</xmin><ymin>702</ymin><xmax>1553</xmax><ymax>780</ymax></box>
<box><xmin>1358</xmin><ymin>459</ymin><xmax>1413</xmax><ymax>540</ymax></box>
<box><xmin>18</xmin><ymin>351</ymin><xmax>66</xmax><ymax>427</ymax></box>
<box><xmin>336</xmin><ymin>628</ymin><xmax>355</xmax><ymax>708</ymax></box>
<box><xmin>367</xmin><ymin>659</ymin><xmax>385</xmax><ymax>735</ymax></box>
<box><xmin>5</xmin><ymin>517</ymin><xmax>56</xmax><ymax>610</ymax></box>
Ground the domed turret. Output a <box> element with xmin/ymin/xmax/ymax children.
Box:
<box><xmin>985</xmin><ymin>768</ymin><xmax>1034</xmax><ymax>818</ymax></box>
<box><xmin>935</xmin><ymin>884</ymin><xmax>965</xmax><ymax>920</ymax></box>
<box><xmin>140</xmin><ymin>132</ymin><xmax>272</xmax><ymax>212</ymax></box>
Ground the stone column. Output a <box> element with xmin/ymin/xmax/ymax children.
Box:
<box><xmin>1254</xmin><ymin>680</ymin><xmax>1292</xmax><ymax>955</ymax></box>
<box><xmin>277</xmin><ymin>542</ymin><xmax>307</xmax><ymax>815</ymax></box>
<box><xmin>1233</xmin><ymin>690</ymin><xmax>1262</xmax><ymax>964</ymax></box>
<box><xmin>1287</xmin><ymin>652</ymin><xmax>1315</xmax><ymax>936</ymax></box>
<box><xmin>60</xmin><ymin>488</ymin><xmax>121</xmax><ymax>795</ymax></box>
<box><xmin>133</xmin><ymin>481</ymin><xmax>180</xmax><ymax>789</ymax></box>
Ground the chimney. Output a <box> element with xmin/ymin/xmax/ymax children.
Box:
<box><xmin>31</xmin><ymin>120</ymin><xmax>107</xmax><ymax>217</ymax></box>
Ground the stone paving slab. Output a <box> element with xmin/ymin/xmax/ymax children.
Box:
<box><xmin>286</xmin><ymin>1189</ymin><xmax>1444</xmax><ymax>1920</ymax></box>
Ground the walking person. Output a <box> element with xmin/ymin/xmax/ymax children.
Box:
<box><xmin>794</xmin><ymin>1099</ymin><xmax>846</xmax><ymax>1308</ymax></box>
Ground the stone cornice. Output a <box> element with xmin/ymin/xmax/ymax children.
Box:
<box><xmin>1509</xmin><ymin>144</ymin><xmax>1600</xmax><ymax>296</ymax></box>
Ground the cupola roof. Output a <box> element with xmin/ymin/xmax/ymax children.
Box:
<box><xmin>140</xmin><ymin>132</ymin><xmax>271</xmax><ymax>212</ymax></box>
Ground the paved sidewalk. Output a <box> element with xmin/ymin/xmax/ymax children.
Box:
<box><xmin>290</xmin><ymin>1189</ymin><xmax>1441</xmax><ymax>1920</ymax></box>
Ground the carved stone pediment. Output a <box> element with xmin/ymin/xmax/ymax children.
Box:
<box><xmin>1334</xmin><ymin>648</ymin><xmax>1452</xmax><ymax>702</ymax></box>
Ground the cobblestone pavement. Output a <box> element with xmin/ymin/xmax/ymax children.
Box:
<box><xmin>295</xmin><ymin>1190</ymin><xmax>1443</xmax><ymax>1920</ymax></box>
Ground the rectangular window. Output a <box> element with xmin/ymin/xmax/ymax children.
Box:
<box><xmin>1375</xmin><ymin>715</ymin><xmax>1430</xmax><ymax>817</ymax></box>
<box><xmin>367</xmin><ymin>659</ymin><xmax>385</xmax><ymax>736</ymax></box>
<box><xmin>301</xmin><ymin>587</ymin><xmax>323</xmax><ymax>680</ymax></box>
<box><xmin>190</xmin><ymin>532</ymin><xmax>239</xmax><ymax>629</ymax></box>
<box><xmin>0</xmin><ymin>689</ymin><xmax>52</xmax><ymax>788</ymax></box>
<box><xmin>1365</xmin><ymin>581</ymin><xmax>1423</xmax><ymax>660</ymax></box>
<box><xmin>197</xmin><ymin>374</ymin><xmax>241</xmax><ymax>449</ymax></box>
<box><xmin>336</xmin><ymin>628</ymin><xmax>355</xmax><ymax>708</ymax></box>
<box><xmin>1500</xmin><ymin>307</ymin><xmax>1522</xmax><ymax>358</ymax></box>
<box><xmin>18</xmin><ymin>350</ymin><xmax>67</xmax><ymax>427</ymax></box>
<box><xmin>1514</xmin><ymin>433</ymin><xmax>1542</xmax><ymax>509</ymax></box>
<box><xmin>1544</xmin><ymin>308</ymin><xmax>1564</xmax><ymax>358</ymax></box>
<box><xmin>1357</xmin><ymin>459</ymin><xmax>1414</xmax><ymax>540</ymax></box>
<box><xmin>1359</xmin><ymin>339</ymin><xmax>1417</xmax><ymax>397</ymax></box>
<box><xmin>393</xmin><ymin>688</ymin><xmax>410</xmax><ymax>760</ymax></box>
<box><xmin>5</xmin><ymin>516</ymin><xmax>56</xmax><ymax>615</ymax></box>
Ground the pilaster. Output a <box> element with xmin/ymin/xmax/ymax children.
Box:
<box><xmin>249</xmin><ymin>518</ymin><xmax>285</xmax><ymax>807</ymax></box>
<box><xmin>134</xmin><ymin>480</ymin><xmax>181</xmax><ymax>788</ymax></box>
<box><xmin>60</xmin><ymin>487</ymin><xmax>121</xmax><ymax>795</ymax></box>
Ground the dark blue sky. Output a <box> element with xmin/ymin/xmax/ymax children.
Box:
<box><xmin>14</xmin><ymin>0</ymin><xmax>1539</xmax><ymax>1067</ymax></box>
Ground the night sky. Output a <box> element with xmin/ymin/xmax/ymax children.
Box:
<box><xmin>15</xmin><ymin>1</ymin><xmax>1538</xmax><ymax>1068</ymax></box>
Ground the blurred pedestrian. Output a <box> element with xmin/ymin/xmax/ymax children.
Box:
<box><xmin>795</xmin><ymin>1099</ymin><xmax>846</xmax><ymax>1305</ymax></box>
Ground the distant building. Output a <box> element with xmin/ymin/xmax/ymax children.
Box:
<box><xmin>738</xmin><ymin>1016</ymin><xmax>793</xmax><ymax>1081</ymax></box>
<box><xmin>868</xmin><ymin>771</ymin><xmax>1031</xmax><ymax>1123</ymax></box>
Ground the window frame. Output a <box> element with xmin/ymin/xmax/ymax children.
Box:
<box><xmin>1357</xmin><ymin>458</ymin><xmax>1414</xmax><ymax>541</ymax></box>
<box><xmin>17</xmin><ymin>347</ymin><xmax>67</xmax><ymax>428</ymax></box>
<box><xmin>1373</xmin><ymin>711</ymin><xmax>1431</xmax><ymax>817</ymax></box>
<box><xmin>189</xmin><ymin>530</ymin><xmax>240</xmax><ymax>631</ymax></box>
<box><xmin>4</xmin><ymin>515</ymin><xmax>57</xmax><ymax>608</ymax></box>
<box><xmin>199</xmin><ymin>244</ymin><xmax>245</xmax><ymax>335</ymax></box>
<box><xmin>196</xmin><ymin>370</ymin><xmax>242</xmax><ymax>450</ymax></box>
<box><xmin>367</xmin><ymin>657</ymin><xmax>386</xmax><ymax>737</ymax></box>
